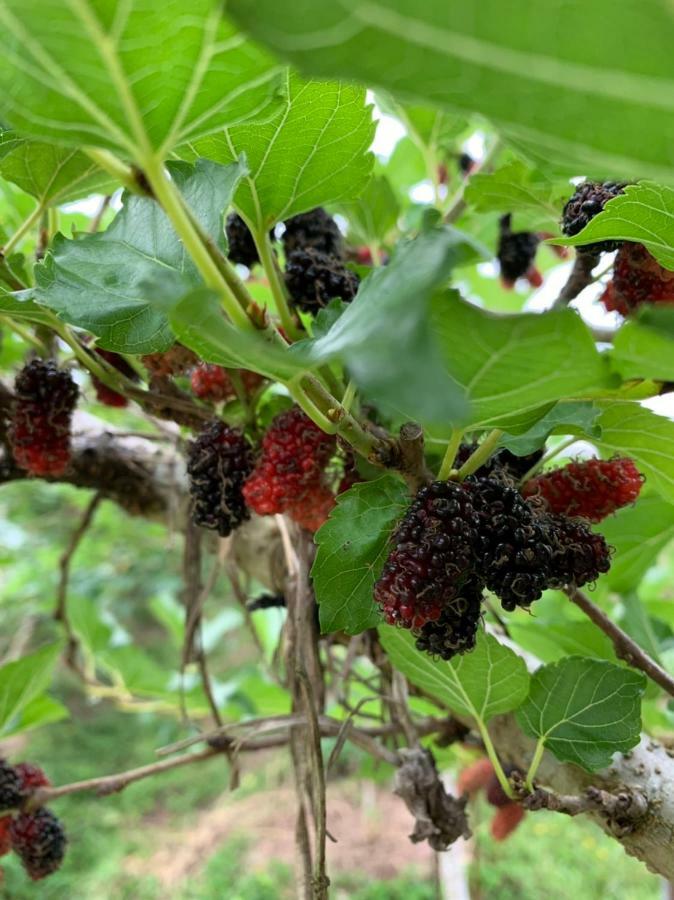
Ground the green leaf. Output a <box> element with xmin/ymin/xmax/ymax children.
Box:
<box><xmin>0</xmin><ymin>131</ymin><xmax>114</xmax><ymax>205</ymax></box>
<box><xmin>611</xmin><ymin>309</ymin><xmax>674</xmax><ymax>382</ymax></box>
<box><xmin>501</xmin><ymin>401</ymin><xmax>602</xmax><ymax>455</ymax></box>
<box><xmin>169</xmin><ymin>288</ymin><xmax>301</xmax><ymax>379</ymax></box>
<box><xmin>294</xmin><ymin>228</ymin><xmax>471</xmax><ymax>429</ymax></box>
<box><xmin>183</xmin><ymin>71</ymin><xmax>374</xmax><ymax>230</ymax></box>
<box><xmin>508</xmin><ymin>621</ymin><xmax>616</xmax><ymax>665</ymax></box>
<box><xmin>430</xmin><ymin>295</ymin><xmax>614</xmax><ymax>430</ymax></box>
<box><xmin>0</xmin><ymin>1</ymin><xmax>282</xmax><ymax>160</ymax></box>
<box><xmin>0</xmin><ymin>289</ymin><xmax>55</xmax><ymax>325</ymax></box>
<box><xmin>516</xmin><ymin>657</ymin><xmax>645</xmax><ymax>771</ymax></box>
<box><xmin>313</xmin><ymin>476</ymin><xmax>409</xmax><ymax>634</ymax></box>
<box><xmin>228</xmin><ymin>0</ymin><xmax>674</xmax><ymax>181</ymax></box>
<box><xmin>34</xmin><ymin>158</ymin><xmax>246</xmax><ymax>354</ymax></box>
<box><xmin>379</xmin><ymin>627</ymin><xmax>529</xmax><ymax>723</ymax></box>
<box><xmin>337</xmin><ymin>173</ymin><xmax>400</xmax><ymax>246</ymax></box>
<box><xmin>0</xmin><ymin>695</ymin><xmax>69</xmax><ymax>739</ymax></box>
<box><xmin>557</xmin><ymin>183</ymin><xmax>674</xmax><ymax>270</ymax></box>
<box><xmin>465</xmin><ymin>160</ymin><xmax>568</xmax><ymax>232</ymax></box>
<box><xmin>595</xmin><ymin>402</ymin><xmax>674</xmax><ymax>505</ymax></box>
<box><xmin>0</xmin><ymin>643</ymin><xmax>62</xmax><ymax>735</ymax></box>
<box><xmin>597</xmin><ymin>496</ymin><xmax>674</xmax><ymax>594</ymax></box>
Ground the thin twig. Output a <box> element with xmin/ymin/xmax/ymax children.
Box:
<box><xmin>567</xmin><ymin>587</ymin><xmax>674</xmax><ymax>698</ymax></box>
<box><xmin>89</xmin><ymin>195</ymin><xmax>112</xmax><ymax>233</ymax></box>
<box><xmin>552</xmin><ymin>250</ymin><xmax>600</xmax><ymax>309</ymax></box>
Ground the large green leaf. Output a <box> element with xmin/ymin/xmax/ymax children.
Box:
<box><xmin>294</xmin><ymin>228</ymin><xmax>471</xmax><ymax>429</ymax></box>
<box><xmin>312</xmin><ymin>476</ymin><xmax>409</xmax><ymax>635</ymax></box>
<box><xmin>0</xmin><ymin>643</ymin><xmax>62</xmax><ymax>736</ymax></box>
<box><xmin>595</xmin><ymin>402</ymin><xmax>674</xmax><ymax>505</ymax></box>
<box><xmin>379</xmin><ymin>626</ymin><xmax>529</xmax><ymax>723</ymax></box>
<box><xmin>34</xmin><ymin>158</ymin><xmax>246</xmax><ymax>354</ymax></box>
<box><xmin>0</xmin><ymin>289</ymin><xmax>55</xmax><ymax>325</ymax></box>
<box><xmin>516</xmin><ymin>657</ymin><xmax>645</xmax><ymax>771</ymax></box>
<box><xmin>500</xmin><ymin>401</ymin><xmax>602</xmax><ymax>455</ymax></box>
<box><xmin>0</xmin><ymin>131</ymin><xmax>114</xmax><ymax>205</ymax></box>
<box><xmin>0</xmin><ymin>0</ymin><xmax>282</xmax><ymax>160</ymax></box>
<box><xmin>558</xmin><ymin>182</ymin><xmax>674</xmax><ymax>270</ymax></box>
<box><xmin>183</xmin><ymin>71</ymin><xmax>374</xmax><ymax>230</ymax></box>
<box><xmin>598</xmin><ymin>496</ymin><xmax>674</xmax><ymax>593</ymax></box>
<box><xmin>465</xmin><ymin>160</ymin><xmax>568</xmax><ymax>232</ymax></box>
<box><xmin>337</xmin><ymin>173</ymin><xmax>400</xmax><ymax>246</ymax></box>
<box><xmin>610</xmin><ymin>309</ymin><xmax>674</xmax><ymax>382</ymax></box>
<box><xmin>0</xmin><ymin>695</ymin><xmax>69</xmax><ymax>739</ymax></box>
<box><xmin>430</xmin><ymin>295</ymin><xmax>614</xmax><ymax>430</ymax></box>
<box><xmin>228</xmin><ymin>0</ymin><xmax>674</xmax><ymax>181</ymax></box>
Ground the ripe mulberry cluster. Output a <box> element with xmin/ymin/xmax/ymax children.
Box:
<box><xmin>187</xmin><ymin>420</ymin><xmax>254</xmax><ymax>537</ymax></box>
<box><xmin>91</xmin><ymin>348</ymin><xmax>138</xmax><ymax>408</ymax></box>
<box><xmin>226</xmin><ymin>213</ymin><xmax>260</xmax><ymax>268</ymax></box>
<box><xmin>243</xmin><ymin>407</ymin><xmax>336</xmax><ymax>530</ymax></box>
<box><xmin>142</xmin><ymin>344</ymin><xmax>198</xmax><ymax>377</ymax></box>
<box><xmin>190</xmin><ymin>364</ymin><xmax>264</xmax><ymax>404</ymax></box>
<box><xmin>0</xmin><ymin>759</ymin><xmax>65</xmax><ymax>880</ymax></box>
<box><xmin>282</xmin><ymin>208</ymin><xmax>343</xmax><ymax>258</ymax></box>
<box><xmin>285</xmin><ymin>248</ymin><xmax>360</xmax><ymax>314</ymax></box>
<box><xmin>11</xmin><ymin>360</ymin><xmax>79</xmax><ymax>477</ymax></box>
<box><xmin>375</xmin><ymin>474</ymin><xmax>612</xmax><ymax>655</ymax></box>
<box><xmin>497</xmin><ymin>214</ymin><xmax>542</xmax><ymax>289</ymax></box>
<box><xmin>599</xmin><ymin>242</ymin><xmax>674</xmax><ymax>315</ymax></box>
<box><xmin>561</xmin><ymin>181</ymin><xmax>626</xmax><ymax>254</ymax></box>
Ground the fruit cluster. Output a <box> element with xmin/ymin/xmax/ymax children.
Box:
<box><xmin>375</xmin><ymin>446</ymin><xmax>619</xmax><ymax>658</ymax></box>
<box><xmin>243</xmin><ymin>407</ymin><xmax>337</xmax><ymax>531</ymax></box>
<box><xmin>187</xmin><ymin>420</ymin><xmax>254</xmax><ymax>537</ymax></box>
<box><xmin>141</xmin><ymin>344</ymin><xmax>198</xmax><ymax>377</ymax></box>
<box><xmin>599</xmin><ymin>242</ymin><xmax>674</xmax><ymax>315</ymax></box>
<box><xmin>561</xmin><ymin>180</ymin><xmax>626</xmax><ymax>254</ymax></box>
<box><xmin>458</xmin><ymin>758</ymin><xmax>525</xmax><ymax>841</ymax></box>
<box><xmin>0</xmin><ymin>759</ymin><xmax>66</xmax><ymax>881</ymax></box>
<box><xmin>190</xmin><ymin>364</ymin><xmax>264</xmax><ymax>403</ymax></box>
<box><xmin>10</xmin><ymin>359</ymin><xmax>79</xmax><ymax>477</ymax></box>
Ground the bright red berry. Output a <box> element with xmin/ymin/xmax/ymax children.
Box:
<box><xmin>0</xmin><ymin>817</ymin><xmax>11</xmax><ymax>857</ymax></box>
<box><xmin>243</xmin><ymin>408</ymin><xmax>336</xmax><ymax>517</ymax></box>
<box><xmin>91</xmin><ymin>348</ymin><xmax>137</xmax><ymax>408</ymax></box>
<box><xmin>600</xmin><ymin>243</ymin><xmax>674</xmax><ymax>315</ymax></box>
<box><xmin>286</xmin><ymin>483</ymin><xmax>335</xmax><ymax>532</ymax></box>
<box><xmin>485</xmin><ymin>774</ymin><xmax>511</xmax><ymax>809</ymax></box>
<box><xmin>490</xmin><ymin>803</ymin><xmax>525</xmax><ymax>841</ymax></box>
<box><xmin>14</xmin><ymin>764</ymin><xmax>51</xmax><ymax>793</ymax></box>
<box><xmin>10</xmin><ymin>809</ymin><xmax>67</xmax><ymax>880</ymax></box>
<box><xmin>190</xmin><ymin>364</ymin><xmax>231</xmax><ymax>402</ymax></box>
<box><xmin>11</xmin><ymin>360</ymin><xmax>79</xmax><ymax>477</ymax></box>
<box><xmin>523</xmin><ymin>457</ymin><xmax>643</xmax><ymax>523</ymax></box>
<box><xmin>457</xmin><ymin>758</ymin><xmax>494</xmax><ymax>796</ymax></box>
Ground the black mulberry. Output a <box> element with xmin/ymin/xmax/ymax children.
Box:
<box><xmin>226</xmin><ymin>213</ymin><xmax>260</xmax><ymax>267</ymax></box>
<box><xmin>10</xmin><ymin>809</ymin><xmax>67</xmax><ymax>881</ymax></box>
<box><xmin>414</xmin><ymin>577</ymin><xmax>484</xmax><ymax>660</ymax></box>
<box><xmin>0</xmin><ymin>759</ymin><xmax>21</xmax><ymax>811</ymax></box>
<box><xmin>285</xmin><ymin>248</ymin><xmax>359</xmax><ymax>313</ymax></box>
<box><xmin>561</xmin><ymin>181</ymin><xmax>626</xmax><ymax>253</ymax></box>
<box><xmin>497</xmin><ymin>214</ymin><xmax>541</xmax><ymax>289</ymax></box>
<box><xmin>282</xmin><ymin>207</ymin><xmax>343</xmax><ymax>258</ymax></box>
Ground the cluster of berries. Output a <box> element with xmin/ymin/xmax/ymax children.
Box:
<box><xmin>190</xmin><ymin>364</ymin><xmax>264</xmax><ymax>404</ymax></box>
<box><xmin>0</xmin><ymin>759</ymin><xmax>65</xmax><ymax>881</ymax></box>
<box><xmin>375</xmin><ymin>446</ymin><xmax>641</xmax><ymax>660</ymax></box>
<box><xmin>10</xmin><ymin>359</ymin><xmax>78</xmax><ymax>477</ymax></box>
<box><xmin>458</xmin><ymin>758</ymin><xmax>525</xmax><ymax>841</ymax></box>
<box><xmin>243</xmin><ymin>407</ymin><xmax>337</xmax><ymax>532</ymax></box>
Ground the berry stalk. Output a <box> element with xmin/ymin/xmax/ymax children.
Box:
<box><xmin>457</xmin><ymin>430</ymin><xmax>504</xmax><ymax>480</ymax></box>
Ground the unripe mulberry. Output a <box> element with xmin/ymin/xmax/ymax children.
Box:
<box><xmin>599</xmin><ymin>243</ymin><xmax>674</xmax><ymax>316</ymax></box>
<box><xmin>414</xmin><ymin>577</ymin><xmax>484</xmax><ymax>660</ymax></box>
<box><xmin>490</xmin><ymin>803</ymin><xmax>525</xmax><ymax>841</ymax></box>
<box><xmin>523</xmin><ymin>457</ymin><xmax>643</xmax><ymax>522</ymax></box>
<box><xmin>561</xmin><ymin>181</ymin><xmax>626</xmax><ymax>253</ymax></box>
<box><xmin>91</xmin><ymin>348</ymin><xmax>137</xmax><ymax>408</ymax></box>
<box><xmin>226</xmin><ymin>213</ymin><xmax>260</xmax><ymax>267</ymax></box>
<box><xmin>187</xmin><ymin>421</ymin><xmax>254</xmax><ymax>537</ymax></box>
<box><xmin>457</xmin><ymin>758</ymin><xmax>494</xmax><ymax>796</ymax></box>
<box><xmin>141</xmin><ymin>344</ymin><xmax>198</xmax><ymax>377</ymax></box>
<box><xmin>0</xmin><ymin>759</ymin><xmax>22</xmax><ymax>811</ymax></box>
<box><xmin>11</xmin><ymin>360</ymin><xmax>78</xmax><ymax>477</ymax></box>
<box><xmin>243</xmin><ymin>408</ymin><xmax>336</xmax><ymax>517</ymax></box>
<box><xmin>14</xmin><ymin>763</ymin><xmax>51</xmax><ymax>794</ymax></box>
<box><xmin>287</xmin><ymin>483</ymin><xmax>336</xmax><ymax>532</ymax></box>
<box><xmin>282</xmin><ymin>208</ymin><xmax>343</xmax><ymax>258</ymax></box>
<box><xmin>485</xmin><ymin>774</ymin><xmax>511</xmax><ymax>809</ymax></box>
<box><xmin>190</xmin><ymin>364</ymin><xmax>264</xmax><ymax>403</ymax></box>
<box><xmin>497</xmin><ymin>214</ymin><xmax>541</xmax><ymax>289</ymax></box>
<box><xmin>10</xmin><ymin>809</ymin><xmax>66</xmax><ymax>880</ymax></box>
<box><xmin>285</xmin><ymin>248</ymin><xmax>360</xmax><ymax>314</ymax></box>
<box><xmin>374</xmin><ymin>481</ymin><xmax>485</xmax><ymax>630</ymax></box>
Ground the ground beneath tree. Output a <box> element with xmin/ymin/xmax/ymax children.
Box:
<box><xmin>124</xmin><ymin>780</ymin><xmax>434</xmax><ymax>889</ymax></box>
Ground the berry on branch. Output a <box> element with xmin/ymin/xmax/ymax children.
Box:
<box><xmin>190</xmin><ymin>364</ymin><xmax>264</xmax><ymax>403</ymax></box>
<box><xmin>187</xmin><ymin>420</ymin><xmax>254</xmax><ymax>537</ymax></box>
<box><xmin>497</xmin><ymin>214</ymin><xmax>542</xmax><ymax>289</ymax></box>
<box><xmin>286</xmin><ymin>482</ymin><xmax>336</xmax><ymax>532</ymax></box>
<box><xmin>282</xmin><ymin>207</ymin><xmax>343</xmax><ymax>258</ymax></box>
<box><xmin>11</xmin><ymin>360</ymin><xmax>79</xmax><ymax>477</ymax></box>
<box><xmin>0</xmin><ymin>816</ymin><xmax>11</xmax><ymax>857</ymax></box>
<box><xmin>599</xmin><ymin>242</ymin><xmax>674</xmax><ymax>316</ymax></box>
<box><xmin>141</xmin><ymin>344</ymin><xmax>198</xmax><ymax>377</ymax></box>
<box><xmin>523</xmin><ymin>457</ymin><xmax>644</xmax><ymax>522</ymax></box>
<box><xmin>10</xmin><ymin>809</ymin><xmax>67</xmax><ymax>881</ymax></box>
<box><xmin>14</xmin><ymin>763</ymin><xmax>51</xmax><ymax>794</ymax></box>
<box><xmin>285</xmin><ymin>248</ymin><xmax>360</xmax><ymax>314</ymax></box>
<box><xmin>548</xmin><ymin>516</ymin><xmax>612</xmax><ymax>588</ymax></box>
<box><xmin>414</xmin><ymin>577</ymin><xmax>484</xmax><ymax>660</ymax></box>
<box><xmin>91</xmin><ymin>348</ymin><xmax>138</xmax><ymax>408</ymax></box>
<box><xmin>490</xmin><ymin>803</ymin><xmax>526</xmax><ymax>841</ymax></box>
<box><xmin>561</xmin><ymin>181</ymin><xmax>626</xmax><ymax>253</ymax></box>
<box><xmin>0</xmin><ymin>759</ymin><xmax>22</xmax><ymax>811</ymax></box>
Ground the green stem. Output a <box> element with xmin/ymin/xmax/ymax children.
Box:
<box><xmin>0</xmin><ymin>316</ymin><xmax>50</xmax><ymax>354</ymax></box>
<box><xmin>524</xmin><ymin>738</ymin><xmax>546</xmax><ymax>792</ymax></box>
<box><xmin>457</xmin><ymin>429</ymin><xmax>503</xmax><ymax>480</ymax></box>
<box><xmin>141</xmin><ymin>156</ymin><xmax>252</xmax><ymax>331</ymax></box>
<box><xmin>298</xmin><ymin>375</ymin><xmax>381</xmax><ymax>461</ymax></box>
<box><xmin>478</xmin><ymin>722</ymin><xmax>515</xmax><ymax>800</ymax></box>
<box><xmin>84</xmin><ymin>147</ymin><xmax>145</xmax><ymax>195</ymax></box>
<box><xmin>254</xmin><ymin>227</ymin><xmax>301</xmax><ymax>339</ymax></box>
<box><xmin>1</xmin><ymin>203</ymin><xmax>43</xmax><ymax>256</ymax></box>
<box><xmin>341</xmin><ymin>380</ymin><xmax>357</xmax><ymax>413</ymax></box>
<box><xmin>438</xmin><ymin>428</ymin><xmax>464</xmax><ymax>480</ymax></box>
<box><xmin>445</xmin><ymin>137</ymin><xmax>503</xmax><ymax>224</ymax></box>
<box><xmin>518</xmin><ymin>436</ymin><xmax>578</xmax><ymax>486</ymax></box>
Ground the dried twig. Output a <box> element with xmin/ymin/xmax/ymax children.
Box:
<box><xmin>396</xmin><ymin>422</ymin><xmax>433</xmax><ymax>492</ymax></box>
<box><xmin>523</xmin><ymin>783</ymin><xmax>648</xmax><ymax>837</ymax></box>
<box><xmin>566</xmin><ymin>587</ymin><xmax>674</xmax><ymax>698</ymax></box>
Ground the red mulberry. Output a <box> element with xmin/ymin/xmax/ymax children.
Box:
<box><xmin>190</xmin><ymin>364</ymin><xmax>264</xmax><ymax>403</ymax></box>
<box><xmin>287</xmin><ymin>482</ymin><xmax>336</xmax><ymax>532</ymax></box>
<box><xmin>11</xmin><ymin>360</ymin><xmax>79</xmax><ymax>477</ymax></box>
<box><xmin>491</xmin><ymin>803</ymin><xmax>525</xmax><ymax>841</ymax></box>
<box><xmin>14</xmin><ymin>763</ymin><xmax>51</xmax><ymax>794</ymax></box>
<box><xmin>141</xmin><ymin>344</ymin><xmax>198</xmax><ymax>377</ymax></box>
<box><xmin>600</xmin><ymin>243</ymin><xmax>674</xmax><ymax>316</ymax></box>
<box><xmin>0</xmin><ymin>816</ymin><xmax>11</xmax><ymax>856</ymax></box>
<box><xmin>91</xmin><ymin>348</ymin><xmax>137</xmax><ymax>408</ymax></box>
<box><xmin>523</xmin><ymin>458</ymin><xmax>643</xmax><ymax>522</ymax></box>
<box><xmin>10</xmin><ymin>809</ymin><xmax>66</xmax><ymax>881</ymax></box>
